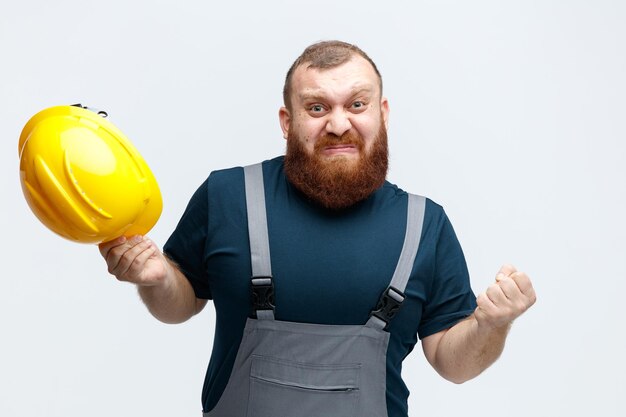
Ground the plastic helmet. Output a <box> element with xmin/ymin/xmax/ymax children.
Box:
<box><xmin>18</xmin><ymin>104</ymin><xmax>162</xmax><ymax>244</ymax></box>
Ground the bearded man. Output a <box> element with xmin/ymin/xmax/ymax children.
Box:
<box><xmin>99</xmin><ymin>40</ymin><xmax>536</xmax><ymax>417</ymax></box>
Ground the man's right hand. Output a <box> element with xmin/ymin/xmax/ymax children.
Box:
<box><xmin>99</xmin><ymin>235</ymin><xmax>205</xmax><ymax>323</ymax></box>
<box><xmin>98</xmin><ymin>235</ymin><xmax>170</xmax><ymax>287</ymax></box>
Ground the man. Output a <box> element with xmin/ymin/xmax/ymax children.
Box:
<box><xmin>100</xmin><ymin>40</ymin><xmax>536</xmax><ymax>417</ymax></box>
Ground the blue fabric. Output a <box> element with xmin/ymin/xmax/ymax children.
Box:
<box><xmin>164</xmin><ymin>156</ymin><xmax>477</xmax><ymax>417</ymax></box>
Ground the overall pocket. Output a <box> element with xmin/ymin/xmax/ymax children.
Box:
<box><xmin>247</xmin><ymin>355</ymin><xmax>361</xmax><ymax>417</ymax></box>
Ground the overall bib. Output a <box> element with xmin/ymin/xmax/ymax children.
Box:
<box><xmin>204</xmin><ymin>164</ymin><xmax>426</xmax><ymax>417</ymax></box>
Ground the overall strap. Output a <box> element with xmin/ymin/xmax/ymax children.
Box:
<box><xmin>244</xmin><ymin>163</ymin><xmax>275</xmax><ymax>320</ymax></box>
<box><xmin>367</xmin><ymin>193</ymin><xmax>426</xmax><ymax>330</ymax></box>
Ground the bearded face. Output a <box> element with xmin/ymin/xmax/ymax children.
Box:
<box><xmin>284</xmin><ymin>119</ymin><xmax>388</xmax><ymax>210</ymax></box>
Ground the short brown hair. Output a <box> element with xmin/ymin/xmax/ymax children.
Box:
<box><xmin>282</xmin><ymin>40</ymin><xmax>383</xmax><ymax>110</ymax></box>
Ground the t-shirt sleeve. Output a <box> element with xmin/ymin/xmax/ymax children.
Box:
<box><xmin>163</xmin><ymin>178</ymin><xmax>212</xmax><ymax>299</ymax></box>
<box><xmin>418</xmin><ymin>211</ymin><xmax>477</xmax><ymax>339</ymax></box>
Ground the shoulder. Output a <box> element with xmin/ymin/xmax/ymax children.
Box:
<box><xmin>207</xmin><ymin>156</ymin><xmax>284</xmax><ymax>189</ymax></box>
<box><xmin>202</xmin><ymin>156</ymin><xmax>284</xmax><ymax>209</ymax></box>
<box><xmin>380</xmin><ymin>181</ymin><xmax>448</xmax><ymax>227</ymax></box>
<box><xmin>206</xmin><ymin>165</ymin><xmax>243</xmax><ymax>190</ymax></box>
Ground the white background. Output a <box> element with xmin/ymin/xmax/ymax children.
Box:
<box><xmin>1</xmin><ymin>1</ymin><xmax>624</xmax><ymax>416</ymax></box>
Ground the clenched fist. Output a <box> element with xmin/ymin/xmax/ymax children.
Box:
<box><xmin>474</xmin><ymin>264</ymin><xmax>536</xmax><ymax>330</ymax></box>
<box><xmin>99</xmin><ymin>235</ymin><xmax>170</xmax><ymax>287</ymax></box>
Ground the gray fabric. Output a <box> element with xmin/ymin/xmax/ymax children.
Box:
<box><xmin>387</xmin><ymin>287</ymin><xmax>405</xmax><ymax>303</ymax></box>
<box><xmin>204</xmin><ymin>167</ymin><xmax>426</xmax><ymax>416</ymax></box>
<box><xmin>388</xmin><ymin>193</ymin><xmax>426</xmax><ymax>293</ymax></box>
<box><xmin>204</xmin><ymin>319</ymin><xmax>389</xmax><ymax>417</ymax></box>
<box><xmin>251</xmin><ymin>354</ymin><xmax>360</xmax><ymax>390</ymax></box>
<box><xmin>244</xmin><ymin>164</ymin><xmax>272</xmax><ymax>278</ymax></box>
<box><xmin>245</xmin><ymin>164</ymin><xmax>275</xmax><ymax>320</ymax></box>
<box><xmin>366</xmin><ymin>315</ymin><xmax>388</xmax><ymax>331</ymax></box>
<box><xmin>256</xmin><ymin>310</ymin><xmax>275</xmax><ymax>320</ymax></box>
<box><xmin>365</xmin><ymin>193</ymin><xmax>425</xmax><ymax>330</ymax></box>
<box><xmin>251</xmin><ymin>278</ymin><xmax>272</xmax><ymax>286</ymax></box>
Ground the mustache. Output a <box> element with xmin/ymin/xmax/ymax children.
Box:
<box><xmin>313</xmin><ymin>130</ymin><xmax>365</xmax><ymax>152</ymax></box>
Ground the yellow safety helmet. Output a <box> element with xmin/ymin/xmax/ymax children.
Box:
<box><xmin>18</xmin><ymin>104</ymin><xmax>162</xmax><ymax>244</ymax></box>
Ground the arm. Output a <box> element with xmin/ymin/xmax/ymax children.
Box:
<box><xmin>422</xmin><ymin>264</ymin><xmax>536</xmax><ymax>384</ymax></box>
<box><xmin>99</xmin><ymin>235</ymin><xmax>207</xmax><ymax>324</ymax></box>
<box><xmin>137</xmin><ymin>258</ymin><xmax>208</xmax><ymax>324</ymax></box>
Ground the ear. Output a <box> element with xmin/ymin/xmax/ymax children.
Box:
<box><xmin>279</xmin><ymin>106</ymin><xmax>291</xmax><ymax>140</ymax></box>
<box><xmin>380</xmin><ymin>97</ymin><xmax>390</xmax><ymax>130</ymax></box>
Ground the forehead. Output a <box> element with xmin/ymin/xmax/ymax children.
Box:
<box><xmin>291</xmin><ymin>56</ymin><xmax>381</xmax><ymax>101</ymax></box>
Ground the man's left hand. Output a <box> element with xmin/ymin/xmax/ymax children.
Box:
<box><xmin>474</xmin><ymin>264</ymin><xmax>537</xmax><ymax>331</ymax></box>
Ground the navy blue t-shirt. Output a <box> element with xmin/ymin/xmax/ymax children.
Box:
<box><xmin>164</xmin><ymin>156</ymin><xmax>477</xmax><ymax>417</ymax></box>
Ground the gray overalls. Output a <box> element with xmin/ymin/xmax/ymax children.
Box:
<box><xmin>203</xmin><ymin>164</ymin><xmax>426</xmax><ymax>417</ymax></box>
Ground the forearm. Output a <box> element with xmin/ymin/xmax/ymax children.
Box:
<box><xmin>137</xmin><ymin>260</ymin><xmax>200</xmax><ymax>324</ymax></box>
<box><xmin>431</xmin><ymin>315</ymin><xmax>510</xmax><ymax>384</ymax></box>
<box><xmin>423</xmin><ymin>265</ymin><xmax>535</xmax><ymax>384</ymax></box>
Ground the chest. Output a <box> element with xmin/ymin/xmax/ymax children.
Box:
<box><xmin>207</xmin><ymin>196</ymin><xmax>409</xmax><ymax>325</ymax></box>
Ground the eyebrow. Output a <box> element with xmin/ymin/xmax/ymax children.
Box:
<box><xmin>298</xmin><ymin>85</ymin><xmax>376</xmax><ymax>102</ymax></box>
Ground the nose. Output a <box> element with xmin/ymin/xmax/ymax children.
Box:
<box><xmin>325</xmin><ymin>109</ymin><xmax>352</xmax><ymax>137</ymax></box>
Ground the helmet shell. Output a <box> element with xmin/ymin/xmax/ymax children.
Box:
<box><xmin>18</xmin><ymin>105</ymin><xmax>162</xmax><ymax>244</ymax></box>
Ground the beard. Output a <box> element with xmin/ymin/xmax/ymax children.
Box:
<box><xmin>284</xmin><ymin>120</ymin><xmax>388</xmax><ymax>210</ymax></box>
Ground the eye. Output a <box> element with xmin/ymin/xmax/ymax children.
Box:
<box><xmin>306</xmin><ymin>103</ymin><xmax>328</xmax><ymax>117</ymax></box>
<box><xmin>351</xmin><ymin>101</ymin><xmax>367</xmax><ymax>111</ymax></box>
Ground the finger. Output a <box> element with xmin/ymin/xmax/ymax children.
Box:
<box><xmin>125</xmin><ymin>242</ymin><xmax>159</xmax><ymax>283</ymax></box>
<box><xmin>98</xmin><ymin>236</ymin><xmax>127</xmax><ymax>258</ymax></box>
<box><xmin>476</xmin><ymin>291</ymin><xmax>496</xmax><ymax>311</ymax></box>
<box><xmin>474</xmin><ymin>292</ymin><xmax>498</xmax><ymax>324</ymax></box>
<box><xmin>104</xmin><ymin>235</ymin><xmax>144</xmax><ymax>273</ymax></box>
<box><xmin>495</xmin><ymin>264</ymin><xmax>517</xmax><ymax>282</ymax></box>
<box><xmin>496</xmin><ymin>276</ymin><xmax>524</xmax><ymax>301</ymax></box>
<box><xmin>510</xmin><ymin>271</ymin><xmax>537</xmax><ymax>301</ymax></box>
<box><xmin>112</xmin><ymin>238</ymin><xmax>152</xmax><ymax>278</ymax></box>
<box><xmin>485</xmin><ymin>283</ymin><xmax>508</xmax><ymax>307</ymax></box>
<box><xmin>109</xmin><ymin>237</ymin><xmax>151</xmax><ymax>277</ymax></box>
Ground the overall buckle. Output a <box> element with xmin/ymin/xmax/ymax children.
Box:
<box><xmin>250</xmin><ymin>277</ymin><xmax>275</xmax><ymax>318</ymax></box>
<box><xmin>370</xmin><ymin>286</ymin><xmax>405</xmax><ymax>330</ymax></box>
